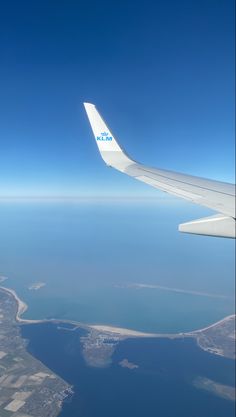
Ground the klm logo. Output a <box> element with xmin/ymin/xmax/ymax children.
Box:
<box><xmin>96</xmin><ymin>132</ymin><xmax>112</xmax><ymax>141</ymax></box>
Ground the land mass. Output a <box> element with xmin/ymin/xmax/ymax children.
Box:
<box><xmin>0</xmin><ymin>288</ymin><xmax>73</xmax><ymax>417</ymax></box>
<box><xmin>190</xmin><ymin>315</ymin><xmax>235</xmax><ymax>359</ymax></box>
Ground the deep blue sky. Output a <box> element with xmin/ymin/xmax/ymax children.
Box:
<box><xmin>0</xmin><ymin>0</ymin><xmax>234</xmax><ymax>198</ymax></box>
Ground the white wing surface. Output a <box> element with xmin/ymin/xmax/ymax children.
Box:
<box><xmin>84</xmin><ymin>103</ymin><xmax>235</xmax><ymax>238</ymax></box>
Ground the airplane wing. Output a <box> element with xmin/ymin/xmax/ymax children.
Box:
<box><xmin>84</xmin><ymin>103</ymin><xmax>235</xmax><ymax>238</ymax></box>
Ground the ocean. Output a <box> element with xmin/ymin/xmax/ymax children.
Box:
<box><xmin>0</xmin><ymin>200</ymin><xmax>235</xmax><ymax>333</ymax></box>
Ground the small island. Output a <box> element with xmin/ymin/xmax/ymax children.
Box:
<box><xmin>119</xmin><ymin>358</ymin><xmax>139</xmax><ymax>369</ymax></box>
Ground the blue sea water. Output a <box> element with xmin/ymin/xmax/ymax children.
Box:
<box><xmin>21</xmin><ymin>323</ymin><xmax>235</xmax><ymax>417</ymax></box>
<box><xmin>0</xmin><ymin>200</ymin><xmax>235</xmax><ymax>332</ymax></box>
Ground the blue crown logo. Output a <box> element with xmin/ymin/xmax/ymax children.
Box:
<box><xmin>96</xmin><ymin>131</ymin><xmax>113</xmax><ymax>142</ymax></box>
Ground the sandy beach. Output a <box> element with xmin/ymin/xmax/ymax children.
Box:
<box><xmin>0</xmin><ymin>286</ymin><xmax>42</xmax><ymax>324</ymax></box>
<box><xmin>89</xmin><ymin>324</ymin><xmax>158</xmax><ymax>337</ymax></box>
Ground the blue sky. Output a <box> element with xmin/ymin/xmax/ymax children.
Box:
<box><xmin>0</xmin><ymin>0</ymin><xmax>234</xmax><ymax>198</ymax></box>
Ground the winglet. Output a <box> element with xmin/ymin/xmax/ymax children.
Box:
<box><xmin>84</xmin><ymin>103</ymin><xmax>133</xmax><ymax>170</ymax></box>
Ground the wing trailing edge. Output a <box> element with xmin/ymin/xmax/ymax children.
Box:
<box><xmin>179</xmin><ymin>214</ymin><xmax>235</xmax><ymax>238</ymax></box>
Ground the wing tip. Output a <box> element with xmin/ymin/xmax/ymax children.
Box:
<box><xmin>84</xmin><ymin>102</ymin><xmax>95</xmax><ymax>109</ymax></box>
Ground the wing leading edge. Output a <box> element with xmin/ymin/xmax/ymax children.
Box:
<box><xmin>84</xmin><ymin>103</ymin><xmax>235</xmax><ymax>238</ymax></box>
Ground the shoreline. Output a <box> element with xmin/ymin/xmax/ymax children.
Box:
<box><xmin>0</xmin><ymin>286</ymin><xmax>43</xmax><ymax>324</ymax></box>
<box><xmin>0</xmin><ymin>285</ymin><xmax>235</xmax><ymax>339</ymax></box>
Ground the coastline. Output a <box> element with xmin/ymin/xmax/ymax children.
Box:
<box><xmin>0</xmin><ymin>286</ymin><xmax>42</xmax><ymax>324</ymax></box>
<box><xmin>0</xmin><ymin>285</ymin><xmax>235</xmax><ymax>341</ymax></box>
<box><xmin>190</xmin><ymin>314</ymin><xmax>236</xmax><ymax>334</ymax></box>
